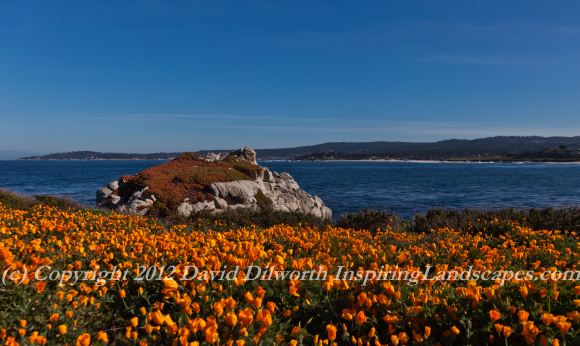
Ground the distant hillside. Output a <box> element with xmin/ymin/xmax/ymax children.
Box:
<box><xmin>21</xmin><ymin>151</ymin><xmax>181</xmax><ymax>160</ymax></box>
<box><xmin>256</xmin><ymin>136</ymin><xmax>580</xmax><ymax>160</ymax></box>
<box><xmin>20</xmin><ymin>136</ymin><xmax>580</xmax><ymax>161</ymax></box>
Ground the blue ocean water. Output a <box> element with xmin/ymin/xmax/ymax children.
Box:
<box><xmin>0</xmin><ymin>160</ymin><xmax>579</xmax><ymax>217</ymax></box>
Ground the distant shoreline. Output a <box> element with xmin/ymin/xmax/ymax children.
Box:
<box><xmin>19</xmin><ymin>158</ymin><xmax>171</xmax><ymax>161</ymax></box>
<box><xmin>17</xmin><ymin>136</ymin><xmax>580</xmax><ymax>162</ymax></box>
<box><xmin>290</xmin><ymin>159</ymin><xmax>580</xmax><ymax>164</ymax></box>
<box><xmin>17</xmin><ymin>158</ymin><xmax>580</xmax><ymax>164</ymax></box>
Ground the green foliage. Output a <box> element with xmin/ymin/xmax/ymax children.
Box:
<box><xmin>34</xmin><ymin>195</ymin><xmax>80</xmax><ymax>210</ymax></box>
<box><xmin>223</xmin><ymin>156</ymin><xmax>262</xmax><ymax>179</ymax></box>
<box><xmin>0</xmin><ymin>189</ymin><xmax>36</xmax><ymax>209</ymax></box>
<box><xmin>3</xmin><ymin>188</ymin><xmax>578</xmax><ymax>233</ymax></box>
<box><xmin>0</xmin><ymin>190</ymin><xmax>80</xmax><ymax>211</ymax></box>
<box><xmin>83</xmin><ymin>207</ymin><xmax>114</xmax><ymax>216</ymax></box>
<box><xmin>185</xmin><ymin>208</ymin><xmax>331</xmax><ymax>230</ymax></box>
<box><xmin>172</xmin><ymin>151</ymin><xmax>200</xmax><ymax>161</ymax></box>
<box><xmin>146</xmin><ymin>199</ymin><xmax>173</xmax><ymax>218</ymax></box>
<box><xmin>336</xmin><ymin>209</ymin><xmax>401</xmax><ymax>232</ymax></box>
<box><xmin>335</xmin><ymin>208</ymin><xmax>580</xmax><ymax>233</ymax></box>
<box><xmin>255</xmin><ymin>189</ymin><xmax>273</xmax><ymax>211</ymax></box>
<box><xmin>410</xmin><ymin>208</ymin><xmax>580</xmax><ymax>233</ymax></box>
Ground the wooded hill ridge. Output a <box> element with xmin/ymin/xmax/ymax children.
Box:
<box><xmin>21</xmin><ymin>136</ymin><xmax>580</xmax><ymax>162</ymax></box>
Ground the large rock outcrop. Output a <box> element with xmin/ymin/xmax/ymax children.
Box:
<box><xmin>96</xmin><ymin>147</ymin><xmax>331</xmax><ymax>219</ymax></box>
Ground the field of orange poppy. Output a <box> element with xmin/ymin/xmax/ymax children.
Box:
<box><xmin>0</xmin><ymin>203</ymin><xmax>578</xmax><ymax>345</ymax></box>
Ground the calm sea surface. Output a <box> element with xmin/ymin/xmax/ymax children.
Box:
<box><xmin>0</xmin><ymin>160</ymin><xmax>579</xmax><ymax>217</ymax></box>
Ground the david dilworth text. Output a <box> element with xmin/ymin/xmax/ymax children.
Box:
<box><xmin>9</xmin><ymin>264</ymin><xmax>580</xmax><ymax>287</ymax></box>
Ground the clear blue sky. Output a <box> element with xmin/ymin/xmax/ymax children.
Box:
<box><xmin>1</xmin><ymin>1</ymin><xmax>579</xmax><ymax>157</ymax></box>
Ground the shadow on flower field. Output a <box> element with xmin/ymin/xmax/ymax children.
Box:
<box><xmin>0</xmin><ymin>194</ymin><xmax>579</xmax><ymax>345</ymax></box>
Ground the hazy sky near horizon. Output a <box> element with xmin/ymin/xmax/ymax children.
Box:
<box><xmin>1</xmin><ymin>0</ymin><xmax>580</xmax><ymax>157</ymax></box>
